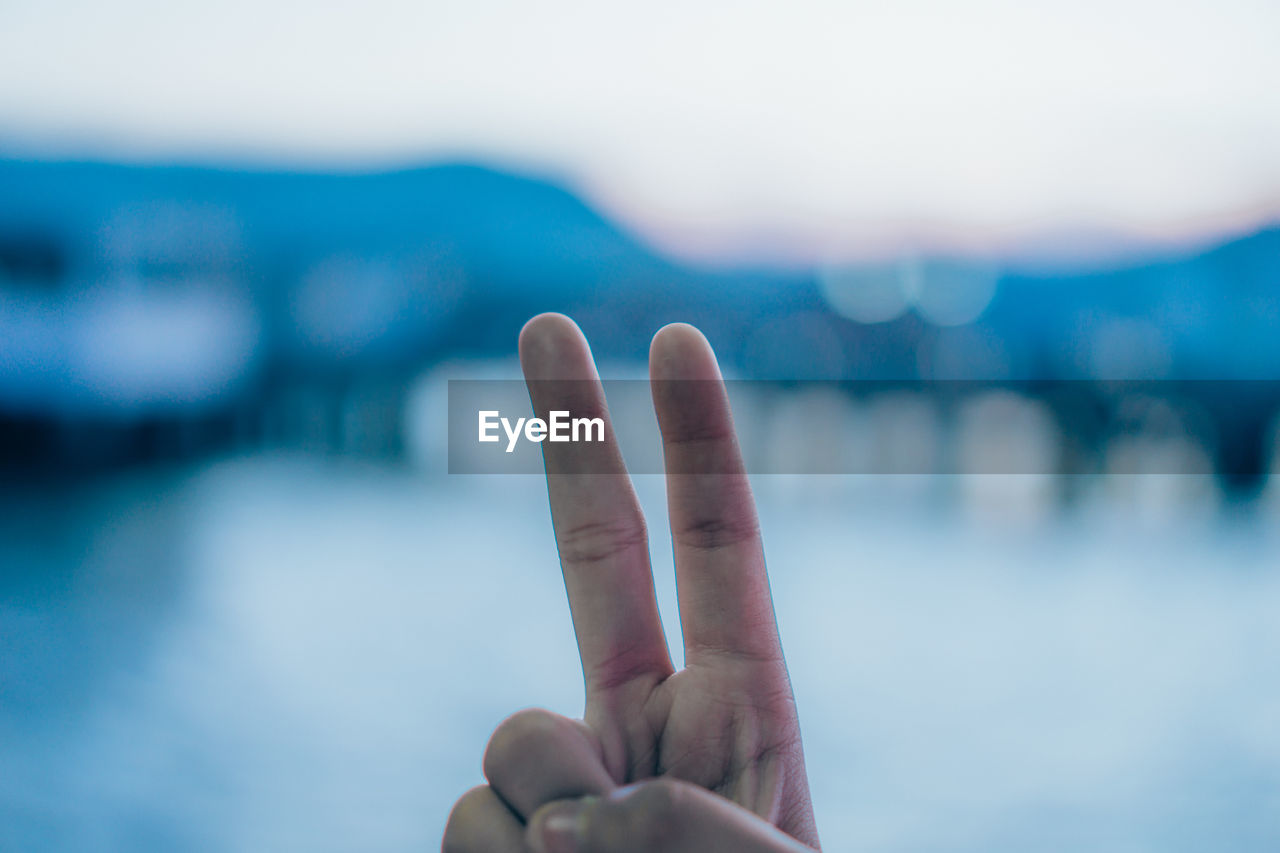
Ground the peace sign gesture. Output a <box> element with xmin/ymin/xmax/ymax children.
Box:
<box><xmin>444</xmin><ymin>315</ymin><xmax>819</xmax><ymax>852</ymax></box>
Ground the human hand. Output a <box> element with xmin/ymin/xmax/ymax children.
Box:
<box><xmin>443</xmin><ymin>314</ymin><xmax>818</xmax><ymax>851</ymax></box>
<box><xmin>446</xmin><ymin>776</ymin><xmax>815</xmax><ymax>853</ymax></box>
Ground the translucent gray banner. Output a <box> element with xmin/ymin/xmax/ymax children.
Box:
<box><xmin>447</xmin><ymin>380</ymin><xmax>1280</xmax><ymax>477</ymax></box>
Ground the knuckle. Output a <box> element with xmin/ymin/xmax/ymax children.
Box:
<box><xmin>441</xmin><ymin>785</ymin><xmax>494</xmax><ymax>852</ymax></box>
<box><xmin>674</xmin><ymin>511</ymin><xmax>760</xmax><ymax>551</ymax></box>
<box><xmin>662</xmin><ymin>418</ymin><xmax>736</xmax><ymax>447</ymax></box>
<box><xmin>584</xmin><ymin>639</ymin><xmax>669</xmax><ymax>693</ymax></box>
<box><xmin>630</xmin><ymin>778</ymin><xmax>685</xmax><ymax>820</ymax></box>
<box><xmin>589</xmin><ymin>779</ymin><xmax>686</xmax><ymax>850</ymax></box>
<box><xmin>556</xmin><ymin>516</ymin><xmax>648</xmax><ymax>566</ymax></box>
<box><xmin>483</xmin><ymin>707</ymin><xmax>563</xmax><ymax>780</ymax></box>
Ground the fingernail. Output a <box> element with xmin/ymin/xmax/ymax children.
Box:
<box><xmin>608</xmin><ymin>783</ymin><xmax>642</xmax><ymax>801</ymax></box>
<box><xmin>533</xmin><ymin>798</ymin><xmax>591</xmax><ymax>853</ymax></box>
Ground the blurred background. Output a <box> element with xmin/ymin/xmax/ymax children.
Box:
<box><xmin>2</xmin><ymin>1</ymin><xmax>1280</xmax><ymax>850</ymax></box>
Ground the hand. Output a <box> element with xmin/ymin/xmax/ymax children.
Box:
<box><xmin>443</xmin><ymin>314</ymin><xmax>819</xmax><ymax>851</ymax></box>
<box><xmin>523</xmin><ymin>779</ymin><xmax>816</xmax><ymax>853</ymax></box>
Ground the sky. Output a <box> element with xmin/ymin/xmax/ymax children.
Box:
<box><xmin>2</xmin><ymin>0</ymin><xmax>1279</xmax><ymax>264</ymax></box>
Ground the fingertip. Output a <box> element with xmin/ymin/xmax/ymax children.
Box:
<box><xmin>649</xmin><ymin>322</ymin><xmax>722</xmax><ymax>382</ymax></box>
<box><xmin>650</xmin><ymin>322</ymin><xmax>709</xmax><ymax>359</ymax></box>
<box><xmin>519</xmin><ymin>312</ymin><xmax>581</xmax><ymax>357</ymax></box>
<box><xmin>519</xmin><ymin>313</ymin><xmax>598</xmax><ymax>380</ymax></box>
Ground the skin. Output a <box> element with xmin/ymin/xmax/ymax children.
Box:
<box><xmin>442</xmin><ymin>314</ymin><xmax>819</xmax><ymax>853</ymax></box>
<box><xmin>525</xmin><ymin>779</ymin><xmax>817</xmax><ymax>853</ymax></box>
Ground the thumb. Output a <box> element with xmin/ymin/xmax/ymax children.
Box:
<box><xmin>525</xmin><ymin>779</ymin><xmax>817</xmax><ymax>853</ymax></box>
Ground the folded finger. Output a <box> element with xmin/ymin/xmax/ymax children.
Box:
<box><xmin>442</xmin><ymin>784</ymin><xmax>523</xmax><ymax>852</ymax></box>
<box><xmin>526</xmin><ymin>779</ymin><xmax>815</xmax><ymax>853</ymax></box>
<box><xmin>484</xmin><ymin>707</ymin><xmax>616</xmax><ymax>820</ymax></box>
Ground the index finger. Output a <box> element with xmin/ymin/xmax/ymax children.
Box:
<box><xmin>519</xmin><ymin>314</ymin><xmax>674</xmax><ymax>696</ymax></box>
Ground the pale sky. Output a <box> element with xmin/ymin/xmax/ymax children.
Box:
<box><xmin>2</xmin><ymin>0</ymin><xmax>1279</xmax><ymax>264</ymax></box>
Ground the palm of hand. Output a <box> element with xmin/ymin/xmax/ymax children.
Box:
<box><xmin>595</xmin><ymin>660</ymin><xmax>806</xmax><ymax>821</ymax></box>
